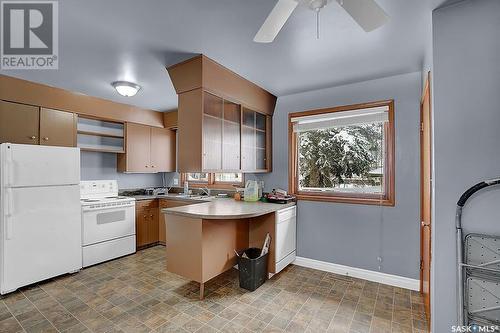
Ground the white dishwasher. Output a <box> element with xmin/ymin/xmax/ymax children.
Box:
<box><xmin>275</xmin><ymin>206</ymin><xmax>297</xmax><ymax>273</ymax></box>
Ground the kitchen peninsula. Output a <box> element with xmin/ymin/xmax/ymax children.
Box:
<box><xmin>162</xmin><ymin>199</ymin><xmax>296</xmax><ymax>299</ymax></box>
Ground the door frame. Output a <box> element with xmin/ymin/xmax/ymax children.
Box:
<box><xmin>419</xmin><ymin>71</ymin><xmax>432</xmax><ymax>323</ymax></box>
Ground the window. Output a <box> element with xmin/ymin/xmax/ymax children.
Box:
<box><xmin>185</xmin><ymin>173</ymin><xmax>209</xmax><ymax>183</ymax></box>
<box><xmin>289</xmin><ymin>100</ymin><xmax>395</xmax><ymax>206</ymax></box>
<box><xmin>181</xmin><ymin>173</ymin><xmax>244</xmax><ymax>188</ymax></box>
<box><xmin>214</xmin><ymin>173</ymin><xmax>243</xmax><ymax>184</ymax></box>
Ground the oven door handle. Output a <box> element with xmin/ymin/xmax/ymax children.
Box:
<box><xmin>82</xmin><ymin>203</ymin><xmax>135</xmax><ymax>212</ymax></box>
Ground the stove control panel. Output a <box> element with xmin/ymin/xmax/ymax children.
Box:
<box><xmin>80</xmin><ymin>180</ymin><xmax>119</xmax><ymax>200</ymax></box>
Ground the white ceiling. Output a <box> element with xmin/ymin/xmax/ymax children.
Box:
<box><xmin>0</xmin><ymin>0</ymin><xmax>436</xmax><ymax>111</ymax></box>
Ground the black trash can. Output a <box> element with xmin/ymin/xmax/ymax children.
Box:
<box><xmin>237</xmin><ymin>248</ymin><xmax>269</xmax><ymax>291</ymax></box>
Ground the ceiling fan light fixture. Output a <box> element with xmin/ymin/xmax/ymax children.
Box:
<box><xmin>112</xmin><ymin>81</ymin><xmax>141</xmax><ymax>97</ymax></box>
<box><xmin>253</xmin><ymin>0</ymin><xmax>389</xmax><ymax>43</ymax></box>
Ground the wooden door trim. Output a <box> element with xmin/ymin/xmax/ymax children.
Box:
<box><xmin>419</xmin><ymin>71</ymin><xmax>432</xmax><ymax>325</ymax></box>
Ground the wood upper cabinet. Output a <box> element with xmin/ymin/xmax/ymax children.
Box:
<box><xmin>177</xmin><ymin>90</ymin><xmax>271</xmax><ymax>173</ymax></box>
<box><xmin>203</xmin><ymin>93</ymin><xmax>223</xmax><ymax>171</ymax></box>
<box><xmin>0</xmin><ymin>101</ymin><xmax>77</xmax><ymax>147</ymax></box>
<box><xmin>0</xmin><ymin>100</ymin><xmax>40</xmax><ymax>145</ymax></box>
<box><xmin>169</xmin><ymin>55</ymin><xmax>275</xmax><ymax>173</ymax></box>
<box><xmin>123</xmin><ymin>123</ymin><xmax>151</xmax><ymax>173</ymax></box>
<box><xmin>118</xmin><ymin>123</ymin><xmax>176</xmax><ymax>173</ymax></box>
<box><xmin>151</xmin><ymin>127</ymin><xmax>176</xmax><ymax>172</ymax></box>
<box><xmin>163</xmin><ymin>111</ymin><xmax>178</xmax><ymax>129</ymax></box>
<box><xmin>223</xmin><ymin>100</ymin><xmax>241</xmax><ymax>171</ymax></box>
<box><xmin>241</xmin><ymin>107</ymin><xmax>271</xmax><ymax>172</ymax></box>
<box><xmin>40</xmin><ymin>108</ymin><xmax>76</xmax><ymax>147</ymax></box>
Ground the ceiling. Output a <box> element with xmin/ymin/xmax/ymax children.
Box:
<box><xmin>0</xmin><ymin>0</ymin><xmax>435</xmax><ymax>112</ymax></box>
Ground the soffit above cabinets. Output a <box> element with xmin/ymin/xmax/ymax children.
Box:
<box><xmin>167</xmin><ymin>55</ymin><xmax>277</xmax><ymax>116</ymax></box>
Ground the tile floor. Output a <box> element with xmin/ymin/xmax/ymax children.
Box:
<box><xmin>0</xmin><ymin>246</ymin><xmax>429</xmax><ymax>333</ymax></box>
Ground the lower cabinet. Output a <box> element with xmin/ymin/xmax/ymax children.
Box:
<box><xmin>136</xmin><ymin>200</ymin><xmax>159</xmax><ymax>248</ymax></box>
<box><xmin>137</xmin><ymin>199</ymin><xmax>196</xmax><ymax>248</ymax></box>
<box><xmin>158</xmin><ymin>199</ymin><xmax>194</xmax><ymax>245</ymax></box>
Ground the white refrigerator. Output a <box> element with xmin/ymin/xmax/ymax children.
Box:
<box><xmin>0</xmin><ymin>143</ymin><xmax>82</xmax><ymax>294</ymax></box>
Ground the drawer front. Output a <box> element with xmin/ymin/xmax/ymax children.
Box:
<box><xmin>159</xmin><ymin>199</ymin><xmax>192</xmax><ymax>209</ymax></box>
<box><xmin>136</xmin><ymin>199</ymin><xmax>158</xmax><ymax>210</ymax></box>
<box><xmin>275</xmin><ymin>215</ymin><xmax>296</xmax><ymax>262</ymax></box>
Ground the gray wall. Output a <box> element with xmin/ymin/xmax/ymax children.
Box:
<box><xmin>261</xmin><ymin>71</ymin><xmax>422</xmax><ymax>279</ymax></box>
<box><xmin>80</xmin><ymin>151</ymin><xmax>163</xmax><ymax>189</ymax></box>
<box><xmin>432</xmin><ymin>0</ymin><xmax>500</xmax><ymax>331</ymax></box>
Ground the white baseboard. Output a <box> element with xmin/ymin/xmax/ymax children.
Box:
<box><xmin>293</xmin><ymin>256</ymin><xmax>420</xmax><ymax>291</ymax></box>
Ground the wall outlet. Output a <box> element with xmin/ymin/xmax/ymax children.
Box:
<box><xmin>173</xmin><ymin>178</ymin><xmax>179</xmax><ymax>186</ymax></box>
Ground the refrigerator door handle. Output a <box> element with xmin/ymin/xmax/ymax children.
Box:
<box><xmin>5</xmin><ymin>216</ymin><xmax>12</xmax><ymax>240</ymax></box>
<box><xmin>5</xmin><ymin>145</ymin><xmax>13</xmax><ymax>186</ymax></box>
<box><xmin>5</xmin><ymin>189</ymin><xmax>13</xmax><ymax>239</ymax></box>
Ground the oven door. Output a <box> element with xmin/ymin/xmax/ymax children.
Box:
<box><xmin>82</xmin><ymin>203</ymin><xmax>135</xmax><ymax>246</ymax></box>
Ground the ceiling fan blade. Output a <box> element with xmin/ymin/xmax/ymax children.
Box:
<box><xmin>254</xmin><ymin>0</ymin><xmax>298</xmax><ymax>43</ymax></box>
<box><xmin>336</xmin><ymin>0</ymin><xmax>389</xmax><ymax>32</ymax></box>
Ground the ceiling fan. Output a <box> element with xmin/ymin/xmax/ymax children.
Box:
<box><xmin>253</xmin><ymin>0</ymin><xmax>389</xmax><ymax>43</ymax></box>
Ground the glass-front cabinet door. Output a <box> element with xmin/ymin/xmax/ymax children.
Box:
<box><xmin>255</xmin><ymin>112</ymin><xmax>267</xmax><ymax>170</ymax></box>
<box><xmin>222</xmin><ymin>100</ymin><xmax>241</xmax><ymax>170</ymax></box>
<box><xmin>202</xmin><ymin>94</ymin><xmax>269</xmax><ymax>173</ymax></box>
<box><xmin>202</xmin><ymin>92</ymin><xmax>223</xmax><ymax>170</ymax></box>
<box><xmin>241</xmin><ymin>107</ymin><xmax>268</xmax><ymax>172</ymax></box>
<box><xmin>241</xmin><ymin>108</ymin><xmax>256</xmax><ymax>171</ymax></box>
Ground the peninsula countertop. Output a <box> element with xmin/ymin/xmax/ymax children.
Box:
<box><xmin>162</xmin><ymin>198</ymin><xmax>296</xmax><ymax>219</ymax></box>
<box><xmin>125</xmin><ymin>194</ymin><xmax>209</xmax><ymax>203</ymax></box>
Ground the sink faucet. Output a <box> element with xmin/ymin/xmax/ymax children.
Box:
<box><xmin>200</xmin><ymin>187</ymin><xmax>211</xmax><ymax>196</ymax></box>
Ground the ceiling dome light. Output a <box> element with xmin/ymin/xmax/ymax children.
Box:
<box><xmin>112</xmin><ymin>81</ymin><xmax>141</xmax><ymax>97</ymax></box>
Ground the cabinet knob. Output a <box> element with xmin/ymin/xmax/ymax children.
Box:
<box><xmin>143</xmin><ymin>215</ymin><xmax>147</xmax><ymax>218</ymax></box>
<box><xmin>43</xmin><ymin>137</ymin><xmax>49</xmax><ymax>141</ymax></box>
<box><xmin>30</xmin><ymin>136</ymin><xmax>36</xmax><ymax>140</ymax></box>
<box><xmin>150</xmin><ymin>215</ymin><xmax>153</xmax><ymax>217</ymax></box>
<box><xmin>145</xmin><ymin>165</ymin><xmax>149</xmax><ymax>168</ymax></box>
<box><xmin>151</xmin><ymin>165</ymin><xmax>155</xmax><ymax>168</ymax></box>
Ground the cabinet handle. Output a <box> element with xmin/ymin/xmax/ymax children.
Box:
<box><xmin>30</xmin><ymin>136</ymin><xmax>36</xmax><ymax>140</ymax></box>
<box><xmin>43</xmin><ymin>137</ymin><xmax>49</xmax><ymax>141</ymax></box>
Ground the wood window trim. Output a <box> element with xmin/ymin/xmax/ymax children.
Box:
<box><xmin>180</xmin><ymin>173</ymin><xmax>244</xmax><ymax>189</ymax></box>
<box><xmin>288</xmin><ymin>100</ymin><xmax>395</xmax><ymax>206</ymax></box>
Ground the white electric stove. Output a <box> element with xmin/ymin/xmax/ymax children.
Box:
<box><xmin>80</xmin><ymin>180</ymin><xmax>136</xmax><ymax>267</ymax></box>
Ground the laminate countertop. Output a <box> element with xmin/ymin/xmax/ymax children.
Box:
<box><xmin>124</xmin><ymin>194</ymin><xmax>210</xmax><ymax>203</ymax></box>
<box><xmin>162</xmin><ymin>198</ymin><xmax>296</xmax><ymax>219</ymax></box>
